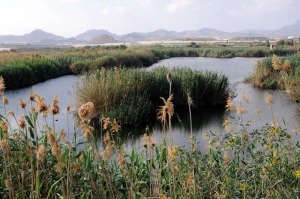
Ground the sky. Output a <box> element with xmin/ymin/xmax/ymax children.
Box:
<box><xmin>0</xmin><ymin>0</ymin><xmax>299</xmax><ymax>37</ymax></box>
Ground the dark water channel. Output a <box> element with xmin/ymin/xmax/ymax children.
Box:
<box><xmin>2</xmin><ymin>57</ymin><xmax>300</xmax><ymax>149</ymax></box>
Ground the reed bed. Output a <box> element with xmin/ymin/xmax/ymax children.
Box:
<box><xmin>251</xmin><ymin>53</ymin><xmax>300</xmax><ymax>101</ymax></box>
<box><xmin>1</xmin><ymin>45</ymin><xmax>298</xmax><ymax>89</ymax></box>
<box><xmin>75</xmin><ymin>67</ymin><xmax>229</xmax><ymax>125</ymax></box>
<box><xmin>0</xmin><ymin>74</ymin><xmax>300</xmax><ymax>198</ymax></box>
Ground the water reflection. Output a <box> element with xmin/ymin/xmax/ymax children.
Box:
<box><xmin>1</xmin><ymin>57</ymin><xmax>300</xmax><ymax>148</ymax></box>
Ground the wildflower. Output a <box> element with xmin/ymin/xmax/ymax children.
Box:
<box><xmin>18</xmin><ymin>116</ymin><xmax>26</xmax><ymax>129</ymax></box>
<box><xmin>19</xmin><ymin>98</ymin><xmax>26</xmax><ymax>109</ymax></box>
<box><xmin>264</xmin><ymin>92</ymin><xmax>273</xmax><ymax>105</ymax></box>
<box><xmin>294</xmin><ymin>170</ymin><xmax>300</xmax><ymax>178</ymax></box>
<box><xmin>36</xmin><ymin>145</ymin><xmax>45</xmax><ymax>163</ymax></box>
<box><xmin>168</xmin><ymin>146</ymin><xmax>180</xmax><ymax>161</ymax></box>
<box><xmin>225</xmin><ymin>95</ymin><xmax>236</xmax><ymax>111</ymax></box>
<box><xmin>78</xmin><ymin>102</ymin><xmax>94</xmax><ymax>121</ymax></box>
<box><xmin>157</xmin><ymin>94</ymin><xmax>174</xmax><ymax>126</ymax></box>
<box><xmin>174</xmin><ymin>164</ymin><xmax>179</xmax><ymax>172</ymax></box>
<box><xmin>2</xmin><ymin>95</ymin><xmax>8</xmax><ymax>105</ymax></box>
<box><xmin>223</xmin><ymin>118</ymin><xmax>231</xmax><ymax>126</ymax></box>
<box><xmin>49</xmin><ymin>96</ymin><xmax>60</xmax><ymax>115</ymax></box>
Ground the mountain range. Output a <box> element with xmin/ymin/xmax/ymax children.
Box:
<box><xmin>0</xmin><ymin>20</ymin><xmax>299</xmax><ymax>45</ymax></box>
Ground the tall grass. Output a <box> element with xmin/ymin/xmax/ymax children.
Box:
<box><xmin>75</xmin><ymin>67</ymin><xmax>229</xmax><ymax>125</ymax></box>
<box><xmin>251</xmin><ymin>53</ymin><xmax>300</xmax><ymax>101</ymax></box>
<box><xmin>1</xmin><ymin>45</ymin><xmax>299</xmax><ymax>89</ymax></box>
<box><xmin>0</xmin><ymin>75</ymin><xmax>300</xmax><ymax>198</ymax></box>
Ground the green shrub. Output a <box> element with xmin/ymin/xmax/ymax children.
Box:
<box><xmin>76</xmin><ymin>67</ymin><xmax>229</xmax><ymax>125</ymax></box>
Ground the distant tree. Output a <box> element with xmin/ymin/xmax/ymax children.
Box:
<box><xmin>188</xmin><ymin>42</ymin><xmax>199</xmax><ymax>48</ymax></box>
<box><xmin>284</xmin><ymin>39</ymin><xmax>293</xmax><ymax>46</ymax></box>
<box><xmin>118</xmin><ymin>44</ymin><xmax>127</xmax><ymax>50</ymax></box>
<box><xmin>276</xmin><ymin>40</ymin><xmax>284</xmax><ymax>45</ymax></box>
<box><xmin>265</xmin><ymin>40</ymin><xmax>270</xmax><ymax>47</ymax></box>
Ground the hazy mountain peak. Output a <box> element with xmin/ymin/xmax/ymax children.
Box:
<box><xmin>76</xmin><ymin>29</ymin><xmax>117</xmax><ymax>41</ymax></box>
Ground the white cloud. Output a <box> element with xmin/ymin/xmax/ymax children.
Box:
<box><xmin>101</xmin><ymin>5</ymin><xmax>127</xmax><ymax>15</ymax></box>
<box><xmin>164</xmin><ymin>0</ymin><xmax>194</xmax><ymax>13</ymax></box>
<box><xmin>136</xmin><ymin>0</ymin><xmax>152</xmax><ymax>6</ymax></box>
<box><xmin>59</xmin><ymin>0</ymin><xmax>82</xmax><ymax>3</ymax></box>
<box><xmin>228</xmin><ymin>0</ymin><xmax>300</xmax><ymax>17</ymax></box>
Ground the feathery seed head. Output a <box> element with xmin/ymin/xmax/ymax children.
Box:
<box><xmin>2</xmin><ymin>95</ymin><xmax>8</xmax><ymax>105</ymax></box>
<box><xmin>19</xmin><ymin>98</ymin><xmax>26</xmax><ymax>109</ymax></box>
<box><xmin>18</xmin><ymin>116</ymin><xmax>26</xmax><ymax>129</ymax></box>
<box><xmin>49</xmin><ymin>96</ymin><xmax>60</xmax><ymax>115</ymax></box>
<box><xmin>0</xmin><ymin>76</ymin><xmax>5</xmax><ymax>95</ymax></box>
<box><xmin>36</xmin><ymin>145</ymin><xmax>45</xmax><ymax>162</ymax></box>
<box><xmin>157</xmin><ymin>94</ymin><xmax>174</xmax><ymax>125</ymax></box>
<box><xmin>78</xmin><ymin>102</ymin><xmax>94</xmax><ymax>121</ymax></box>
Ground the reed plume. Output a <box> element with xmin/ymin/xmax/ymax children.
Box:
<box><xmin>78</xmin><ymin>102</ymin><xmax>94</xmax><ymax>122</ymax></box>
<box><xmin>157</xmin><ymin>94</ymin><xmax>174</xmax><ymax>127</ymax></box>
<box><xmin>0</xmin><ymin>76</ymin><xmax>5</xmax><ymax>95</ymax></box>
<box><xmin>49</xmin><ymin>96</ymin><xmax>60</xmax><ymax>115</ymax></box>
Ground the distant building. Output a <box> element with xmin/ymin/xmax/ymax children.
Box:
<box><xmin>270</xmin><ymin>43</ymin><xmax>277</xmax><ymax>50</ymax></box>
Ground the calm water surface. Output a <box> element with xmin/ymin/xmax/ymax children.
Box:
<box><xmin>2</xmin><ymin>57</ymin><xmax>300</xmax><ymax>148</ymax></box>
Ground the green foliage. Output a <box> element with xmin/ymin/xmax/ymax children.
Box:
<box><xmin>0</xmin><ymin>88</ymin><xmax>299</xmax><ymax>198</ymax></box>
<box><xmin>76</xmin><ymin>67</ymin><xmax>229</xmax><ymax>125</ymax></box>
<box><xmin>251</xmin><ymin>53</ymin><xmax>300</xmax><ymax>100</ymax></box>
<box><xmin>1</xmin><ymin>45</ymin><xmax>299</xmax><ymax>89</ymax></box>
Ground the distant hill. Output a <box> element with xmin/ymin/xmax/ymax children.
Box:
<box><xmin>119</xmin><ymin>32</ymin><xmax>145</xmax><ymax>43</ymax></box>
<box><xmin>179</xmin><ymin>28</ymin><xmax>231</xmax><ymax>38</ymax></box>
<box><xmin>76</xmin><ymin>29</ymin><xmax>118</xmax><ymax>41</ymax></box>
<box><xmin>0</xmin><ymin>20</ymin><xmax>299</xmax><ymax>45</ymax></box>
<box><xmin>276</xmin><ymin>20</ymin><xmax>300</xmax><ymax>36</ymax></box>
<box><xmin>89</xmin><ymin>34</ymin><xmax>118</xmax><ymax>44</ymax></box>
<box><xmin>0</xmin><ymin>29</ymin><xmax>65</xmax><ymax>43</ymax></box>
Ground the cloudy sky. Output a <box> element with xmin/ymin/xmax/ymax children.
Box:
<box><xmin>0</xmin><ymin>0</ymin><xmax>299</xmax><ymax>37</ymax></box>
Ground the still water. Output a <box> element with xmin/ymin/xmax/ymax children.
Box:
<box><xmin>2</xmin><ymin>57</ymin><xmax>300</xmax><ymax>148</ymax></box>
